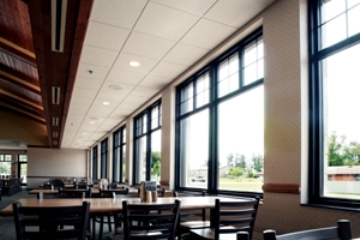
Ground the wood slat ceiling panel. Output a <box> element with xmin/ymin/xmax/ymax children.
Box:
<box><xmin>0</xmin><ymin>0</ymin><xmax>34</xmax><ymax>52</ymax></box>
<box><xmin>0</xmin><ymin>52</ymin><xmax>38</xmax><ymax>81</ymax></box>
<box><xmin>0</xmin><ymin>78</ymin><xmax>42</xmax><ymax>106</ymax></box>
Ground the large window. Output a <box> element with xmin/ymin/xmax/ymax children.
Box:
<box><xmin>92</xmin><ymin>146</ymin><xmax>98</xmax><ymax>181</ymax></box>
<box><xmin>309</xmin><ymin>0</ymin><xmax>360</xmax><ymax>208</ymax></box>
<box><xmin>113</xmin><ymin>126</ymin><xmax>126</xmax><ymax>183</ymax></box>
<box><xmin>100</xmin><ymin>139</ymin><xmax>108</xmax><ymax>179</ymax></box>
<box><xmin>176</xmin><ymin>29</ymin><xmax>264</xmax><ymax>195</ymax></box>
<box><xmin>134</xmin><ymin>101</ymin><xmax>162</xmax><ymax>185</ymax></box>
<box><xmin>0</xmin><ymin>154</ymin><xmax>12</xmax><ymax>176</ymax></box>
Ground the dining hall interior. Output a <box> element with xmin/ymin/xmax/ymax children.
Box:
<box><xmin>1</xmin><ymin>0</ymin><xmax>360</xmax><ymax>239</ymax></box>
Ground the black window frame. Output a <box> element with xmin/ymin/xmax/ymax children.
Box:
<box><xmin>100</xmin><ymin>138</ymin><xmax>108</xmax><ymax>179</ymax></box>
<box><xmin>92</xmin><ymin>146</ymin><xmax>98</xmax><ymax>181</ymax></box>
<box><xmin>113</xmin><ymin>125</ymin><xmax>126</xmax><ymax>183</ymax></box>
<box><xmin>175</xmin><ymin>28</ymin><xmax>264</xmax><ymax>198</ymax></box>
<box><xmin>133</xmin><ymin>100</ymin><xmax>162</xmax><ymax>185</ymax></box>
<box><xmin>308</xmin><ymin>0</ymin><xmax>360</xmax><ymax>209</ymax></box>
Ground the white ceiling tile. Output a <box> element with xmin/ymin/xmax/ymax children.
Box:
<box><xmin>163</xmin><ymin>43</ymin><xmax>209</xmax><ymax>66</ymax></box>
<box><xmin>205</xmin><ymin>0</ymin><xmax>275</xmax><ymax>28</ymax></box>
<box><xmin>140</xmin><ymin>75</ymin><xmax>171</xmax><ymax>88</ymax></box>
<box><xmin>150</xmin><ymin>61</ymin><xmax>188</xmax><ymax>78</ymax></box>
<box><xmin>96</xmin><ymin>91</ymin><xmax>128</xmax><ymax>103</ymax></box>
<box><xmin>101</xmin><ymin>119</ymin><xmax>122</xmax><ymax>127</ymax></box>
<box><xmin>134</xmin><ymin>2</ymin><xmax>199</xmax><ymax>41</ymax></box>
<box><xmin>117</xmin><ymin>102</ymin><xmax>142</xmax><ymax>110</ymax></box>
<box><xmin>130</xmin><ymin>86</ymin><xmax>159</xmax><ymax>97</ymax></box>
<box><xmin>80</xmin><ymin>45</ymin><xmax>118</xmax><ymax>67</ymax></box>
<box><xmin>112</xmin><ymin>53</ymin><xmax>159</xmax><ymax>74</ymax></box>
<box><xmin>151</xmin><ymin>0</ymin><xmax>217</xmax><ymax>16</ymax></box>
<box><xmin>106</xmin><ymin>69</ymin><xmax>145</xmax><ymax>85</ymax></box>
<box><xmin>123</xmin><ymin>95</ymin><xmax>150</xmax><ymax>104</ymax></box>
<box><xmin>122</xmin><ymin>32</ymin><xmax>176</xmax><ymax>60</ymax></box>
<box><xmin>99</xmin><ymin>82</ymin><xmax>137</xmax><ymax>95</ymax></box>
<box><xmin>181</xmin><ymin>18</ymin><xmax>236</xmax><ymax>49</ymax></box>
<box><xmin>70</xmin><ymin>96</ymin><xmax>95</xmax><ymax>104</ymax></box>
<box><xmin>77</xmin><ymin>63</ymin><xmax>109</xmax><ymax>79</ymax></box>
<box><xmin>72</xmin><ymin>88</ymin><xmax>98</xmax><ymax>98</ymax></box>
<box><xmin>85</xmin><ymin>21</ymin><xmax>130</xmax><ymax>51</ymax></box>
<box><xmin>90</xmin><ymin>0</ymin><xmax>147</xmax><ymax>29</ymax></box>
<box><xmin>74</xmin><ymin>77</ymin><xmax>104</xmax><ymax>90</ymax></box>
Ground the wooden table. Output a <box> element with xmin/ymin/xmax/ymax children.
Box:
<box><xmin>28</xmin><ymin>188</ymin><xmax>141</xmax><ymax>195</ymax></box>
<box><xmin>0</xmin><ymin>196</ymin><xmax>249</xmax><ymax>216</ymax></box>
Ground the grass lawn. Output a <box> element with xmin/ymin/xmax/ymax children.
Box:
<box><xmin>218</xmin><ymin>177</ymin><xmax>263</xmax><ymax>191</ymax></box>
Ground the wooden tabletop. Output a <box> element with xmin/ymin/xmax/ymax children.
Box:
<box><xmin>28</xmin><ymin>188</ymin><xmax>141</xmax><ymax>195</ymax></box>
<box><xmin>0</xmin><ymin>196</ymin><xmax>249</xmax><ymax>216</ymax></box>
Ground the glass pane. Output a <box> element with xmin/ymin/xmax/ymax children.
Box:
<box><xmin>257</xmin><ymin>39</ymin><xmax>264</xmax><ymax>59</ymax></box>
<box><xmin>196</xmin><ymin>73</ymin><xmax>210</xmax><ymax>108</ymax></box>
<box><xmin>218</xmin><ymin>54</ymin><xmax>239</xmax><ymax>97</ymax></box>
<box><xmin>243</xmin><ymin>63</ymin><xmax>257</xmax><ymax>85</ymax></box>
<box><xmin>0</xmin><ymin>162</ymin><xmax>11</xmax><ymax>175</ymax></box>
<box><xmin>5</xmin><ymin>154</ymin><xmax>11</xmax><ymax>161</ymax></box>
<box><xmin>122</xmin><ymin>145</ymin><xmax>126</xmax><ymax>183</ymax></box>
<box><xmin>122</xmin><ymin>128</ymin><xmax>126</xmax><ymax>143</ymax></box>
<box><xmin>322</xmin><ymin>43</ymin><xmax>360</xmax><ymax>200</ymax></box>
<box><xmin>321</xmin><ymin>15</ymin><xmax>347</xmax><ymax>49</ymax></box>
<box><xmin>321</xmin><ymin>0</ymin><xmax>346</xmax><ymax>23</ymax></box>
<box><xmin>0</xmin><ymin>155</ymin><xmax>3</xmax><ymax>161</ymax></box>
<box><xmin>151</xmin><ymin>130</ymin><xmax>162</xmax><ymax>184</ymax></box>
<box><xmin>143</xmin><ymin>115</ymin><xmax>147</xmax><ymax>134</ymax></box>
<box><xmin>20</xmin><ymin>163</ymin><xmax>27</xmax><ymax>183</ymax></box>
<box><xmin>348</xmin><ymin>0</ymin><xmax>360</xmax><ymax>8</ymax></box>
<box><xmin>179</xmin><ymin>109</ymin><xmax>209</xmax><ymax>188</ymax></box>
<box><xmin>244</xmin><ymin>43</ymin><xmax>257</xmax><ymax>67</ymax></box>
<box><xmin>348</xmin><ymin>5</ymin><xmax>360</xmax><ymax>37</ymax></box>
<box><xmin>180</xmin><ymin>83</ymin><xmax>194</xmax><ymax>115</ymax></box>
<box><xmin>113</xmin><ymin>147</ymin><xmax>120</xmax><ymax>182</ymax></box>
<box><xmin>136</xmin><ymin>136</ymin><xmax>147</xmax><ymax>183</ymax></box>
<box><xmin>19</xmin><ymin>155</ymin><xmax>27</xmax><ymax>162</ymax></box>
<box><xmin>151</xmin><ymin>106</ymin><xmax>159</xmax><ymax>129</ymax></box>
<box><xmin>218</xmin><ymin>86</ymin><xmax>264</xmax><ymax>192</ymax></box>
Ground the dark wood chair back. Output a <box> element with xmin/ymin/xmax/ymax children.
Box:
<box><xmin>122</xmin><ymin>199</ymin><xmax>181</xmax><ymax>240</ymax></box>
<box><xmin>174</xmin><ymin>191</ymin><xmax>206</xmax><ymax>221</ymax></box>
<box><xmin>214</xmin><ymin>197</ymin><xmax>260</xmax><ymax>240</ymax></box>
<box><xmin>59</xmin><ymin>188</ymin><xmax>91</xmax><ymax>198</ymax></box>
<box><xmin>263</xmin><ymin>219</ymin><xmax>352</xmax><ymax>240</ymax></box>
<box><xmin>12</xmin><ymin>201</ymin><xmax>90</xmax><ymax>240</ymax></box>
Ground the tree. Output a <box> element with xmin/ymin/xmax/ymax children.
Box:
<box><xmin>251</xmin><ymin>154</ymin><xmax>264</xmax><ymax>173</ymax></box>
<box><xmin>327</xmin><ymin>132</ymin><xmax>346</xmax><ymax>166</ymax></box>
<box><xmin>227</xmin><ymin>153</ymin><xmax>234</xmax><ymax>167</ymax></box>
<box><xmin>228</xmin><ymin>167</ymin><xmax>245</xmax><ymax>181</ymax></box>
<box><xmin>342</xmin><ymin>141</ymin><xmax>360</xmax><ymax>166</ymax></box>
<box><xmin>234</xmin><ymin>154</ymin><xmax>246</xmax><ymax>169</ymax></box>
<box><xmin>151</xmin><ymin>151</ymin><xmax>161</xmax><ymax>176</ymax></box>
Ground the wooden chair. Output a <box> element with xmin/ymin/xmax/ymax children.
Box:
<box><xmin>173</xmin><ymin>191</ymin><xmax>209</xmax><ymax>238</ymax></box>
<box><xmin>12</xmin><ymin>201</ymin><xmax>90</xmax><ymax>240</ymax></box>
<box><xmin>190</xmin><ymin>197</ymin><xmax>260</xmax><ymax>240</ymax></box>
<box><xmin>112</xmin><ymin>199</ymin><xmax>181</xmax><ymax>240</ymax></box>
<box><xmin>263</xmin><ymin>219</ymin><xmax>352</xmax><ymax>240</ymax></box>
<box><xmin>59</xmin><ymin>188</ymin><xmax>91</xmax><ymax>198</ymax></box>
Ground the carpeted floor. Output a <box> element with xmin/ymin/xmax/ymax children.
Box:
<box><xmin>0</xmin><ymin>188</ymin><xmax>113</xmax><ymax>240</ymax></box>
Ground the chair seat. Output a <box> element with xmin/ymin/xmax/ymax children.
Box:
<box><xmin>190</xmin><ymin>226</ymin><xmax>237</xmax><ymax>240</ymax></box>
<box><xmin>180</xmin><ymin>220</ymin><xmax>211</xmax><ymax>229</ymax></box>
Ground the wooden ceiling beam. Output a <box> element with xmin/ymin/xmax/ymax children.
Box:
<box><xmin>0</xmin><ymin>103</ymin><xmax>45</xmax><ymax>124</ymax></box>
<box><xmin>0</xmin><ymin>37</ymin><xmax>37</xmax><ymax>67</ymax></box>
<box><xmin>0</xmin><ymin>63</ymin><xmax>40</xmax><ymax>93</ymax></box>
<box><xmin>0</xmin><ymin>89</ymin><xmax>43</xmax><ymax>110</ymax></box>
<box><xmin>0</xmin><ymin>94</ymin><xmax>43</xmax><ymax>116</ymax></box>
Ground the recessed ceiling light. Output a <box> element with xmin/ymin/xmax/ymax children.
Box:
<box><xmin>108</xmin><ymin>84</ymin><xmax>122</xmax><ymax>91</ymax></box>
<box><xmin>89</xmin><ymin>117</ymin><xmax>99</xmax><ymax>121</ymax></box>
<box><xmin>82</xmin><ymin>133</ymin><xmax>87</xmax><ymax>135</ymax></box>
<box><xmin>129</xmin><ymin>61</ymin><xmax>140</xmax><ymax>67</ymax></box>
<box><xmin>90</xmin><ymin>121</ymin><xmax>95</xmax><ymax>124</ymax></box>
<box><xmin>103</xmin><ymin>101</ymin><xmax>110</xmax><ymax>106</ymax></box>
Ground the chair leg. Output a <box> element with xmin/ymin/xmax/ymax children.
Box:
<box><xmin>99</xmin><ymin>215</ymin><xmax>104</xmax><ymax>240</ymax></box>
<box><xmin>108</xmin><ymin>215</ymin><xmax>112</xmax><ymax>232</ymax></box>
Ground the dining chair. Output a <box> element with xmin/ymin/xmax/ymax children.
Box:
<box><xmin>12</xmin><ymin>201</ymin><xmax>90</xmax><ymax>240</ymax></box>
<box><xmin>173</xmin><ymin>191</ymin><xmax>209</xmax><ymax>239</ymax></box>
<box><xmin>109</xmin><ymin>199</ymin><xmax>181</xmax><ymax>240</ymax></box>
<box><xmin>190</xmin><ymin>197</ymin><xmax>260</xmax><ymax>240</ymax></box>
<box><xmin>263</xmin><ymin>219</ymin><xmax>352</xmax><ymax>240</ymax></box>
<box><xmin>59</xmin><ymin>188</ymin><xmax>91</xmax><ymax>198</ymax></box>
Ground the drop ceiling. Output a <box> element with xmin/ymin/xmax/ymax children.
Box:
<box><xmin>0</xmin><ymin>0</ymin><xmax>276</xmax><ymax>150</ymax></box>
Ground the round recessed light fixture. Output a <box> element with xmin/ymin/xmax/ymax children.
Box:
<box><xmin>129</xmin><ymin>61</ymin><xmax>140</xmax><ymax>67</ymax></box>
<box><xmin>108</xmin><ymin>84</ymin><xmax>123</xmax><ymax>91</ymax></box>
<box><xmin>90</xmin><ymin>121</ymin><xmax>95</xmax><ymax>124</ymax></box>
<box><xmin>103</xmin><ymin>101</ymin><xmax>110</xmax><ymax>106</ymax></box>
<box><xmin>89</xmin><ymin>117</ymin><xmax>99</xmax><ymax>121</ymax></box>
